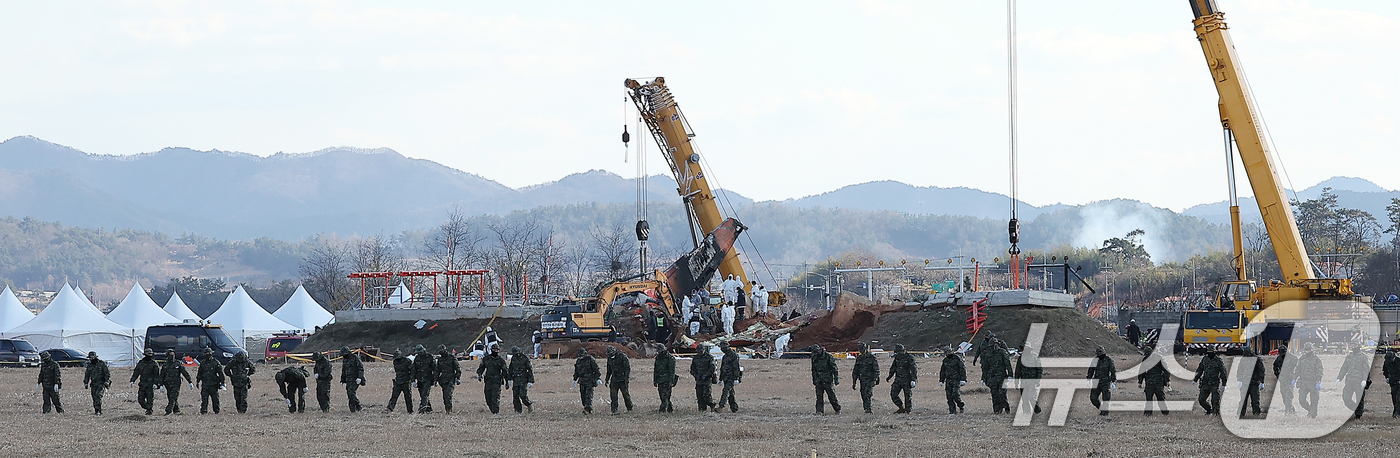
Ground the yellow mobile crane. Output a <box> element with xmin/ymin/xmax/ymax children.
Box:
<box><xmin>1183</xmin><ymin>0</ymin><xmax>1354</xmax><ymax>348</ymax></box>
<box><xmin>625</xmin><ymin>77</ymin><xmax>786</xmax><ymax>307</ymax></box>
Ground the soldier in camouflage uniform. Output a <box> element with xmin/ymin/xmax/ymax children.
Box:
<box><xmin>573</xmin><ymin>347</ymin><xmax>601</xmax><ymax>414</ymax></box>
<box><xmin>1383</xmin><ymin>350</ymin><xmax>1400</xmax><ymax>418</ymax></box>
<box><xmin>386</xmin><ymin>350</ymin><xmax>415</xmax><ymax>413</ymax></box>
<box><xmin>1338</xmin><ymin>344</ymin><xmax>1372</xmax><ymax>419</ymax></box>
<box><xmin>83</xmin><ymin>351</ymin><xmax>110</xmax><ymax>415</ymax></box>
<box><xmin>983</xmin><ymin>339</ymin><xmax>1013</xmax><ymax>414</ymax></box>
<box><xmin>131</xmin><ymin>348</ymin><xmax>161</xmax><ymax>415</ymax></box>
<box><xmin>223</xmin><ymin>351</ymin><xmax>256</xmax><ymax>414</ymax></box>
<box><xmin>339</xmin><ymin>346</ymin><xmax>364</xmax><ymax>412</ymax></box>
<box><xmin>605</xmin><ymin>346</ymin><xmax>635</xmax><ymax>413</ymax></box>
<box><xmin>886</xmin><ymin>344</ymin><xmax>916</xmax><ymax>413</ymax></box>
<box><xmin>1014</xmin><ymin>344</ymin><xmax>1042</xmax><ymax>415</ymax></box>
<box><xmin>437</xmin><ymin>347</ymin><xmax>462</xmax><ymax>414</ymax></box>
<box><xmin>851</xmin><ymin>342</ymin><xmax>880</xmax><ymax>413</ymax></box>
<box><xmin>477</xmin><ymin>345</ymin><xmax>507</xmax><ymax>414</ymax></box>
<box><xmin>1137</xmin><ymin>345</ymin><xmax>1169</xmax><ymax>416</ymax></box>
<box><xmin>275</xmin><ymin>366</ymin><xmax>309</xmax><ymax>413</ymax></box>
<box><xmin>1272</xmin><ymin>344</ymin><xmax>1297</xmax><ymax>414</ymax></box>
<box><xmin>195</xmin><ymin>347</ymin><xmax>225</xmax><ymax>414</ymax></box>
<box><xmin>160</xmin><ymin>349</ymin><xmax>192</xmax><ymax>415</ymax></box>
<box><xmin>939</xmin><ymin>346</ymin><xmax>967</xmax><ymax>414</ymax></box>
<box><xmin>1193</xmin><ymin>346</ymin><xmax>1226</xmax><ymax>415</ymax></box>
<box><xmin>653</xmin><ymin>345</ymin><xmax>676</xmax><ymax>413</ymax></box>
<box><xmin>1237</xmin><ymin>347</ymin><xmax>1265</xmax><ymax>417</ymax></box>
<box><xmin>1086</xmin><ymin>345</ymin><xmax>1116</xmax><ymax>416</ymax></box>
<box><xmin>690</xmin><ymin>344</ymin><xmax>717</xmax><ymax>411</ymax></box>
<box><xmin>313</xmin><ymin>351</ymin><xmax>333</xmax><ymax>412</ymax></box>
<box><xmin>717</xmin><ymin>344</ymin><xmax>741</xmax><ymax>413</ymax></box>
<box><xmin>38</xmin><ymin>351</ymin><xmax>63</xmax><ymax>413</ymax></box>
<box><xmin>810</xmin><ymin>345</ymin><xmax>841</xmax><ymax>415</ymax></box>
<box><xmin>411</xmin><ymin>344</ymin><xmax>437</xmax><ymax>413</ymax></box>
<box><xmin>1296</xmin><ymin>342</ymin><xmax>1324</xmax><ymax>418</ymax></box>
<box><xmin>508</xmin><ymin>346</ymin><xmax>535</xmax><ymax>413</ymax></box>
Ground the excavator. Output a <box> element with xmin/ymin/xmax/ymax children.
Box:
<box><xmin>1182</xmin><ymin>0</ymin><xmax>1357</xmax><ymax>350</ymax></box>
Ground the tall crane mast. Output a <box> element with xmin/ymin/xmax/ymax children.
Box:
<box><xmin>624</xmin><ymin>77</ymin><xmax>750</xmax><ymax>289</ymax></box>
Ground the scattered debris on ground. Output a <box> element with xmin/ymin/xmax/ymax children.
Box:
<box><xmin>789</xmin><ymin>292</ymin><xmax>916</xmax><ymax>352</ymax></box>
<box><xmin>861</xmin><ymin>305</ymin><xmax>1139</xmax><ymax>357</ymax></box>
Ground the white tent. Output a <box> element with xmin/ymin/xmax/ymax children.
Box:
<box><xmin>73</xmin><ymin>285</ymin><xmax>102</xmax><ymax>313</ymax></box>
<box><xmin>105</xmin><ymin>283</ymin><xmax>178</xmax><ymax>343</ymax></box>
<box><xmin>272</xmin><ymin>285</ymin><xmax>334</xmax><ymax>333</ymax></box>
<box><xmin>1</xmin><ymin>285</ymin><xmax>138</xmax><ymax>366</ymax></box>
<box><xmin>387</xmin><ymin>282</ymin><xmax>411</xmax><ymax>305</ymax></box>
<box><xmin>0</xmin><ymin>287</ymin><xmax>36</xmax><ymax>332</ymax></box>
<box><xmin>162</xmin><ymin>291</ymin><xmax>201</xmax><ymax>322</ymax></box>
<box><xmin>206</xmin><ymin>286</ymin><xmax>295</xmax><ymax>342</ymax></box>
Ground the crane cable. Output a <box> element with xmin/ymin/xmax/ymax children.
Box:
<box><xmin>692</xmin><ymin>143</ymin><xmax>782</xmax><ymax>289</ymax></box>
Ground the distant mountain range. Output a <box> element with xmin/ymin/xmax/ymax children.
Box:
<box><xmin>1183</xmin><ymin>176</ymin><xmax>1399</xmax><ymax>226</ymax></box>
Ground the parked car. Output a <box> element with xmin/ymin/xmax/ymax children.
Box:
<box><xmin>41</xmin><ymin>348</ymin><xmax>88</xmax><ymax>367</ymax></box>
<box><xmin>265</xmin><ymin>334</ymin><xmax>305</xmax><ymax>361</ymax></box>
<box><xmin>145</xmin><ymin>324</ymin><xmax>245</xmax><ymax>364</ymax></box>
<box><xmin>0</xmin><ymin>338</ymin><xmax>42</xmax><ymax>367</ymax></box>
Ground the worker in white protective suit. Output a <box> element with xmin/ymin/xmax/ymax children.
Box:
<box><xmin>721</xmin><ymin>303</ymin><xmax>736</xmax><ymax>335</ymax></box>
<box><xmin>774</xmin><ymin>333</ymin><xmax>791</xmax><ymax>358</ymax></box>
<box><xmin>721</xmin><ymin>275</ymin><xmax>739</xmax><ymax>305</ymax></box>
<box><xmin>681</xmin><ymin>294</ymin><xmax>694</xmax><ymax>325</ymax></box>
<box><xmin>751</xmin><ymin>284</ymin><xmax>768</xmax><ymax>318</ymax></box>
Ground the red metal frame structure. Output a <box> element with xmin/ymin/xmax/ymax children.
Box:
<box><xmin>347</xmin><ymin>272</ymin><xmax>394</xmax><ymax>308</ymax></box>
<box><xmin>442</xmin><ymin>269</ymin><xmax>490</xmax><ymax>305</ymax></box>
<box><xmin>397</xmin><ymin>271</ymin><xmax>441</xmax><ymax>304</ymax></box>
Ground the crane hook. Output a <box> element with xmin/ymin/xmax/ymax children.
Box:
<box><xmin>622</xmin><ymin>125</ymin><xmax>630</xmax><ymax>146</ymax></box>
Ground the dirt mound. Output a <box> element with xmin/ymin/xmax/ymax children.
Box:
<box><xmin>788</xmin><ymin>292</ymin><xmax>914</xmax><ymax>352</ymax></box>
<box><xmin>860</xmin><ymin>305</ymin><xmax>1139</xmax><ymax>357</ymax></box>
<box><xmin>301</xmin><ymin>318</ymin><xmax>538</xmax><ymax>355</ymax></box>
<box><xmin>542</xmin><ymin>341</ymin><xmax>642</xmax><ymax>359</ymax></box>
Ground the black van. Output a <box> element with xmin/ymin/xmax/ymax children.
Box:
<box><xmin>0</xmin><ymin>338</ymin><xmax>41</xmax><ymax>367</ymax></box>
<box><xmin>144</xmin><ymin>324</ymin><xmax>245</xmax><ymax>364</ymax></box>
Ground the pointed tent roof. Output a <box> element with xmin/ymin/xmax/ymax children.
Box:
<box><xmin>387</xmin><ymin>282</ymin><xmax>411</xmax><ymax>305</ymax></box>
<box><xmin>272</xmin><ymin>285</ymin><xmax>334</xmax><ymax>333</ymax></box>
<box><xmin>73</xmin><ymin>285</ymin><xmax>101</xmax><ymax>313</ymax></box>
<box><xmin>162</xmin><ymin>291</ymin><xmax>200</xmax><ymax>322</ymax></box>
<box><xmin>206</xmin><ymin>286</ymin><xmax>295</xmax><ymax>341</ymax></box>
<box><xmin>2</xmin><ymin>284</ymin><xmax>136</xmax><ymax>365</ymax></box>
<box><xmin>105</xmin><ymin>283</ymin><xmax>177</xmax><ymax>331</ymax></box>
<box><xmin>0</xmin><ymin>287</ymin><xmax>36</xmax><ymax>332</ymax></box>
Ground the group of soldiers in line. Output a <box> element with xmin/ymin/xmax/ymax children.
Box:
<box><xmin>31</xmin><ymin>338</ymin><xmax>1400</xmax><ymax>418</ymax></box>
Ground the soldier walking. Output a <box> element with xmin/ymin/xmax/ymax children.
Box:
<box><xmin>573</xmin><ymin>347</ymin><xmax>601</xmax><ymax>414</ymax></box>
<box><xmin>276</xmin><ymin>366</ymin><xmax>309</xmax><ymax>413</ymax></box>
<box><xmin>196</xmin><ymin>347</ymin><xmax>225</xmax><ymax>414</ymax></box>
<box><xmin>131</xmin><ymin>348</ymin><xmax>161</xmax><ymax>415</ymax></box>
<box><xmin>313</xmin><ymin>351</ymin><xmax>333</xmax><ymax>412</ymax></box>
<box><xmin>1014</xmin><ymin>345</ymin><xmax>1041</xmax><ymax>415</ymax></box>
<box><xmin>984</xmin><ymin>340</ymin><xmax>1013</xmax><ymax>414</ymax></box>
<box><xmin>38</xmin><ymin>351</ymin><xmax>63</xmax><ymax>413</ymax></box>
<box><xmin>1086</xmin><ymin>345</ymin><xmax>1116</xmax><ymax>416</ymax></box>
<box><xmin>810</xmin><ymin>345</ymin><xmax>841</xmax><ymax>415</ymax></box>
<box><xmin>159</xmin><ymin>349</ymin><xmax>193</xmax><ymax>415</ymax></box>
<box><xmin>653</xmin><ymin>345</ymin><xmax>676</xmax><ymax>413</ymax></box>
<box><xmin>437</xmin><ymin>347</ymin><xmax>462</xmax><ymax>414</ymax></box>
<box><xmin>386</xmin><ymin>350</ymin><xmax>414</xmax><ymax>413</ymax></box>
<box><xmin>83</xmin><ymin>351</ymin><xmax>110</xmax><ymax>415</ymax></box>
<box><xmin>851</xmin><ymin>342</ymin><xmax>880</xmax><ymax>414</ymax></box>
<box><xmin>508</xmin><ymin>346</ymin><xmax>535</xmax><ymax>413</ymax></box>
<box><xmin>605</xmin><ymin>346</ymin><xmax>634</xmax><ymax>413</ymax></box>
<box><xmin>1137</xmin><ymin>345</ymin><xmax>1169</xmax><ymax>416</ymax></box>
<box><xmin>223</xmin><ymin>351</ymin><xmax>255</xmax><ymax>414</ymax></box>
<box><xmin>717</xmin><ymin>344</ymin><xmax>741</xmax><ymax>413</ymax></box>
<box><xmin>477</xmin><ymin>345</ymin><xmax>507</xmax><ymax>414</ymax></box>
<box><xmin>1382</xmin><ymin>350</ymin><xmax>1400</xmax><ymax>418</ymax></box>
<box><xmin>1338</xmin><ymin>344</ymin><xmax>1372</xmax><ymax>419</ymax></box>
<box><xmin>690</xmin><ymin>344</ymin><xmax>717</xmax><ymax>411</ymax></box>
<box><xmin>340</xmin><ymin>346</ymin><xmax>364</xmax><ymax>412</ymax></box>
<box><xmin>1193</xmin><ymin>346</ymin><xmax>1226</xmax><ymax>415</ymax></box>
<box><xmin>939</xmin><ymin>346</ymin><xmax>966</xmax><ymax>414</ymax></box>
<box><xmin>412</xmin><ymin>345</ymin><xmax>437</xmax><ymax>413</ymax></box>
<box><xmin>1273</xmin><ymin>344</ymin><xmax>1297</xmax><ymax>414</ymax></box>
<box><xmin>1237</xmin><ymin>347</ymin><xmax>1265</xmax><ymax>416</ymax></box>
<box><xmin>1296</xmin><ymin>343</ymin><xmax>1324</xmax><ymax>418</ymax></box>
<box><xmin>887</xmin><ymin>344</ymin><xmax>917</xmax><ymax>414</ymax></box>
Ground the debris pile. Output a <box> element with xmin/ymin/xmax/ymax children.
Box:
<box><xmin>860</xmin><ymin>305</ymin><xmax>1139</xmax><ymax>356</ymax></box>
<box><xmin>788</xmin><ymin>292</ymin><xmax>915</xmax><ymax>352</ymax></box>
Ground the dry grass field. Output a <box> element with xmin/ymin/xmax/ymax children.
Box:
<box><xmin>1</xmin><ymin>355</ymin><xmax>1397</xmax><ymax>457</ymax></box>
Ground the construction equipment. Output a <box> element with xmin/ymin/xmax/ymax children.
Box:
<box><xmin>539</xmin><ymin>218</ymin><xmax>744</xmax><ymax>343</ymax></box>
<box><xmin>1182</xmin><ymin>0</ymin><xmax>1356</xmax><ymax>348</ymax></box>
<box><xmin>624</xmin><ymin>77</ymin><xmax>786</xmax><ymax>308</ymax></box>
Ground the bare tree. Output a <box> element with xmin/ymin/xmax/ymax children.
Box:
<box><xmin>488</xmin><ymin>218</ymin><xmax>540</xmax><ymax>296</ymax></box>
<box><xmin>590</xmin><ymin>224</ymin><xmax>637</xmax><ymax>282</ymax></box>
<box><xmin>560</xmin><ymin>241</ymin><xmax>592</xmax><ymax>296</ymax></box>
<box><xmin>423</xmin><ymin>207</ymin><xmax>486</xmax><ymax>298</ymax></box>
<box><xmin>299</xmin><ymin>244</ymin><xmax>354</xmax><ymax>310</ymax></box>
<box><xmin>353</xmin><ymin>234</ymin><xmax>403</xmax><ymax>303</ymax></box>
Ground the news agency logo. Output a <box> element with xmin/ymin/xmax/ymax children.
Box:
<box><xmin>1008</xmin><ymin>299</ymin><xmax>1378</xmax><ymax>439</ymax></box>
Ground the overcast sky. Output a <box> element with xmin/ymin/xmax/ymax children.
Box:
<box><xmin>1</xmin><ymin>1</ymin><xmax>1396</xmax><ymax>211</ymax></box>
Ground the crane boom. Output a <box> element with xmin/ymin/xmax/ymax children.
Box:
<box><xmin>625</xmin><ymin>77</ymin><xmax>750</xmax><ymax>288</ymax></box>
<box><xmin>1189</xmin><ymin>0</ymin><xmax>1312</xmax><ymax>281</ymax></box>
